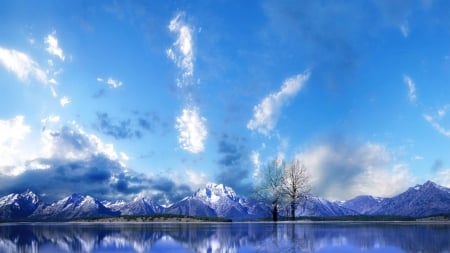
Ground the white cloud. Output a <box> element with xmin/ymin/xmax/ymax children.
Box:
<box><xmin>45</xmin><ymin>31</ymin><xmax>65</xmax><ymax>61</ymax></box>
<box><xmin>167</xmin><ymin>13</ymin><xmax>194</xmax><ymax>87</ymax></box>
<box><xmin>0</xmin><ymin>47</ymin><xmax>48</xmax><ymax>83</ymax></box>
<box><xmin>432</xmin><ymin>169</ymin><xmax>450</xmax><ymax>188</ymax></box>
<box><xmin>250</xmin><ymin>150</ymin><xmax>261</xmax><ymax>178</ymax></box>
<box><xmin>247</xmin><ymin>71</ymin><xmax>311</xmax><ymax>135</ymax></box>
<box><xmin>424</xmin><ymin>115</ymin><xmax>450</xmax><ymax>136</ymax></box>
<box><xmin>41</xmin><ymin>114</ymin><xmax>60</xmax><ymax>124</ymax></box>
<box><xmin>437</xmin><ymin>105</ymin><xmax>450</xmax><ymax>118</ymax></box>
<box><xmin>0</xmin><ymin>116</ymin><xmax>31</xmax><ymax>175</ymax></box>
<box><xmin>60</xmin><ymin>96</ymin><xmax>70</xmax><ymax>107</ymax></box>
<box><xmin>295</xmin><ymin>140</ymin><xmax>414</xmax><ymax>200</ymax></box>
<box><xmin>40</xmin><ymin>122</ymin><xmax>123</xmax><ymax>162</ymax></box>
<box><xmin>106</xmin><ymin>78</ymin><xmax>123</xmax><ymax>88</ymax></box>
<box><xmin>403</xmin><ymin>75</ymin><xmax>416</xmax><ymax>102</ymax></box>
<box><xmin>400</xmin><ymin>22</ymin><xmax>409</xmax><ymax>38</ymax></box>
<box><xmin>97</xmin><ymin>77</ymin><xmax>123</xmax><ymax>88</ymax></box>
<box><xmin>175</xmin><ymin>107</ymin><xmax>207</xmax><ymax>153</ymax></box>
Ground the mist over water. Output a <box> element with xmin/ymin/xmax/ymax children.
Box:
<box><xmin>0</xmin><ymin>222</ymin><xmax>448</xmax><ymax>253</ymax></box>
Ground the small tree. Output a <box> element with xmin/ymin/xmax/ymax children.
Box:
<box><xmin>282</xmin><ymin>159</ymin><xmax>310</xmax><ymax>220</ymax></box>
<box><xmin>254</xmin><ymin>159</ymin><xmax>285</xmax><ymax>221</ymax></box>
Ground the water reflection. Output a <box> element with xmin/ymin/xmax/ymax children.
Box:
<box><xmin>0</xmin><ymin>222</ymin><xmax>448</xmax><ymax>253</ymax></box>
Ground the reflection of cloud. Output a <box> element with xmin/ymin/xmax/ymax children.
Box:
<box><xmin>296</xmin><ymin>138</ymin><xmax>414</xmax><ymax>200</ymax></box>
<box><xmin>175</xmin><ymin>107</ymin><xmax>207</xmax><ymax>153</ymax></box>
<box><xmin>247</xmin><ymin>71</ymin><xmax>310</xmax><ymax>135</ymax></box>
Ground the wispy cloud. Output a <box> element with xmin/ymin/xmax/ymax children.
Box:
<box><xmin>166</xmin><ymin>13</ymin><xmax>194</xmax><ymax>87</ymax></box>
<box><xmin>175</xmin><ymin>107</ymin><xmax>207</xmax><ymax>153</ymax></box>
<box><xmin>247</xmin><ymin>71</ymin><xmax>310</xmax><ymax>135</ymax></box>
<box><xmin>423</xmin><ymin>114</ymin><xmax>450</xmax><ymax>137</ymax></box>
<box><xmin>0</xmin><ymin>47</ymin><xmax>48</xmax><ymax>83</ymax></box>
<box><xmin>423</xmin><ymin>105</ymin><xmax>450</xmax><ymax>137</ymax></box>
<box><xmin>97</xmin><ymin>77</ymin><xmax>123</xmax><ymax>88</ymax></box>
<box><xmin>400</xmin><ymin>21</ymin><xmax>409</xmax><ymax>38</ymax></box>
<box><xmin>45</xmin><ymin>31</ymin><xmax>65</xmax><ymax>61</ymax></box>
<box><xmin>403</xmin><ymin>75</ymin><xmax>416</xmax><ymax>102</ymax></box>
<box><xmin>60</xmin><ymin>96</ymin><xmax>70</xmax><ymax>107</ymax></box>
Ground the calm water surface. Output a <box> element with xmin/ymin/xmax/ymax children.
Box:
<box><xmin>0</xmin><ymin>222</ymin><xmax>449</xmax><ymax>253</ymax></box>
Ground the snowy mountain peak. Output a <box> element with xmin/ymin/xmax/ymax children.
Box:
<box><xmin>411</xmin><ymin>180</ymin><xmax>448</xmax><ymax>193</ymax></box>
<box><xmin>199</xmin><ymin>183</ymin><xmax>237</xmax><ymax>202</ymax></box>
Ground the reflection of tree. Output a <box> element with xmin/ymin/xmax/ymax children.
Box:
<box><xmin>0</xmin><ymin>222</ymin><xmax>449</xmax><ymax>253</ymax></box>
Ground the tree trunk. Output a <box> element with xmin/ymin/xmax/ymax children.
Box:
<box><xmin>272</xmin><ymin>205</ymin><xmax>278</xmax><ymax>222</ymax></box>
<box><xmin>290</xmin><ymin>201</ymin><xmax>296</xmax><ymax>221</ymax></box>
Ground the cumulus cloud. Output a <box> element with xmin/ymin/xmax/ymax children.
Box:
<box><xmin>247</xmin><ymin>71</ymin><xmax>310</xmax><ymax>135</ymax></box>
<box><xmin>295</xmin><ymin>138</ymin><xmax>414</xmax><ymax>200</ymax></box>
<box><xmin>45</xmin><ymin>31</ymin><xmax>65</xmax><ymax>61</ymax></box>
<box><xmin>59</xmin><ymin>96</ymin><xmax>70</xmax><ymax>107</ymax></box>
<box><xmin>97</xmin><ymin>77</ymin><xmax>123</xmax><ymax>88</ymax></box>
<box><xmin>175</xmin><ymin>107</ymin><xmax>207</xmax><ymax>153</ymax></box>
<box><xmin>0</xmin><ymin>116</ymin><xmax>31</xmax><ymax>175</ymax></box>
<box><xmin>166</xmin><ymin>12</ymin><xmax>194</xmax><ymax>87</ymax></box>
<box><xmin>0</xmin><ymin>47</ymin><xmax>48</xmax><ymax>83</ymax></box>
<box><xmin>403</xmin><ymin>75</ymin><xmax>416</xmax><ymax>102</ymax></box>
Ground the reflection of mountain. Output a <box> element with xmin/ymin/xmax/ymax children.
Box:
<box><xmin>0</xmin><ymin>223</ymin><xmax>448</xmax><ymax>253</ymax></box>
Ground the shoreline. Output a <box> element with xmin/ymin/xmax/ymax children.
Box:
<box><xmin>1</xmin><ymin>219</ymin><xmax>450</xmax><ymax>225</ymax></box>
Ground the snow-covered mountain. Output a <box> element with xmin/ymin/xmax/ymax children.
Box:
<box><xmin>294</xmin><ymin>196</ymin><xmax>358</xmax><ymax>217</ymax></box>
<box><xmin>0</xmin><ymin>190</ymin><xmax>40</xmax><ymax>219</ymax></box>
<box><xmin>1</xmin><ymin>181</ymin><xmax>449</xmax><ymax>220</ymax></box>
<box><xmin>370</xmin><ymin>181</ymin><xmax>450</xmax><ymax>217</ymax></box>
<box><xmin>166</xmin><ymin>183</ymin><xmax>269</xmax><ymax>220</ymax></box>
<box><xmin>31</xmin><ymin>193</ymin><xmax>118</xmax><ymax>220</ymax></box>
<box><xmin>116</xmin><ymin>196</ymin><xmax>163</xmax><ymax>215</ymax></box>
<box><xmin>340</xmin><ymin>195</ymin><xmax>385</xmax><ymax>214</ymax></box>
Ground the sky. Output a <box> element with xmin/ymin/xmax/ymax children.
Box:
<box><xmin>1</xmin><ymin>0</ymin><xmax>450</xmax><ymax>204</ymax></box>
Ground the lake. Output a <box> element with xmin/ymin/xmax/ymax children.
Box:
<box><xmin>0</xmin><ymin>222</ymin><xmax>448</xmax><ymax>252</ymax></box>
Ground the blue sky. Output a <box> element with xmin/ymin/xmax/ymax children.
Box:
<box><xmin>1</xmin><ymin>0</ymin><xmax>450</xmax><ymax>203</ymax></box>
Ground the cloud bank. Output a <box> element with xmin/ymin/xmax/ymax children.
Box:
<box><xmin>0</xmin><ymin>116</ymin><xmax>192</xmax><ymax>203</ymax></box>
<box><xmin>296</xmin><ymin>138</ymin><xmax>414</xmax><ymax>200</ymax></box>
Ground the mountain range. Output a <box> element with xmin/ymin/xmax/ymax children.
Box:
<box><xmin>0</xmin><ymin>181</ymin><xmax>449</xmax><ymax>221</ymax></box>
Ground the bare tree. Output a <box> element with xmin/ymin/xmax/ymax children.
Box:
<box><xmin>282</xmin><ymin>159</ymin><xmax>310</xmax><ymax>220</ymax></box>
<box><xmin>254</xmin><ymin>159</ymin><xmax>285</xmax><ymax>221</ymax></box>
